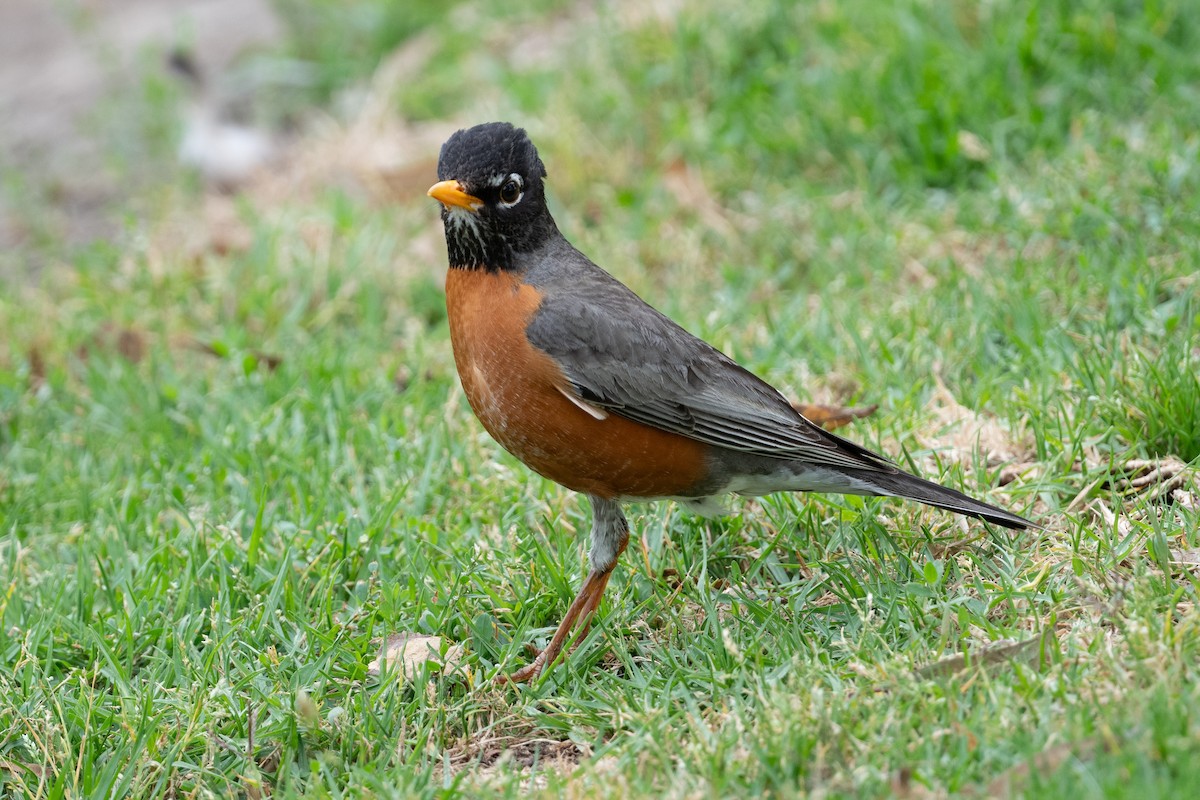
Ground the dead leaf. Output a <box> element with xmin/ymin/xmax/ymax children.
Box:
<box><xmin>1113</xmin><ymin>456</ymin><xmax>1191</xmax><ymax>503</ymax></box>
<box><xmin>1169</xmin><ymin>549</ymin><xmax>1200</xmax><ymax>576</ymax></box>
<box><xmin>393</xmin><ymin>365</ymin><xmax>412</xmax><ymax>393</ymax></box>
<box><xmin>956</xmin><ymin>130</ymin><xmax>991</xmax><ymax>162</ymax></box>
<box><xmin>915</xmin><ymin>629</ymin><xmax>1056</xmax><ymax>680</ymax></box>
<box><xmin>920</xmin><ymin>378</ymin><xmax>1031</xmax><ymax>467</ymax></box>
<box><xmin>257</xmin><ymin>746</ymin><xmax>281</xmax><ymax>774</ymax></box>
<box><xmin>1069</xmin><ymin>456</ymin><xmax>1194</xmax><ymax>510</ymax></box>
<box><xmin>252</xmin><ymin>351</ymin><xmax>283</xmax><ymax>371</ymax></box>
<box><xmin>997</xmin><ymin>461</ymin><xmax>1038</xmax><ymax>486</ymax></box>
<box><xmin>792</xmin><ymin>401</ymin><xmax>878</xmax><ymax>431</ymax></box>
<box><xmin>79</xmin><ymin>323</ymin><xmax>148</xmax><ymax>364</ymax></box>
<box><xmin>27</xmin><ymin>346</ymin><xmax>45</xmax><ymax>390</ymax></box>
<box><xmin>1092</xmin><ymin>500</ymin><xmax>1133</xmax><ymax>538</ymax></box>
<box><xmin>368</xmin><ymin>633</ymin><xmax>465</xmax><ymax>682</ymax></box>
<box><xmin>115</xmin><ymin>328</ymin><xmax>146</xmax><ymax>362</ymax></box>
<box><xmin>0</xmin><ymin>759</ymin><xmax>49</xmax><ymax>779</ymax></box>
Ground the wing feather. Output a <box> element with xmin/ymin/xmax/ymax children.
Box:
<box><xmin>526</xmin><ymin>267</ymin><xmax>892</xmax><ymax>473</ymax></box>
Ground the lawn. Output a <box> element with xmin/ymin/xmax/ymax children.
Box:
<box><xmin>2</xmin><ymin>0</ymin><xmax>1199</xmax><ymax>797</ymax></box>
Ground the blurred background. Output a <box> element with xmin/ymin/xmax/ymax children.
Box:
<box><xmin>5</xmin><ymin>0</ymin><xmax>1200</xmax><ymax>269</ymax></box>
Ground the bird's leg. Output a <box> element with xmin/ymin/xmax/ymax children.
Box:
<box><xmin>501</xmin><ymin>566</ymin><xmax>614</xmax><ymax>684</ymax></box>
<box><xmin>500</xmin><ymin>497</ymin><xmax>628</xmax><ymax>684</ymax></box>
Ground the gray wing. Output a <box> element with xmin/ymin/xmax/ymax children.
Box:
<box><xmin>524</xmin><ymin>264</ymin><xmax>893</xmax><ymax>473</ymax></box>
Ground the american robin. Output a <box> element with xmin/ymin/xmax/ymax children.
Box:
<box><xmin>428</xmin><ymin>122</ymin><xmax>1032</xmax><ymax>683</ymax></box>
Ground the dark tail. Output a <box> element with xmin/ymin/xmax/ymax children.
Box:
<box><xmin>857</xmin><ymin>468</ymin><xmax>1033</xmax><ymax>530</ymax></box>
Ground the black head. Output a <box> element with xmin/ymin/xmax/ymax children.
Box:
<box><xmin>428</xmin><ymin>122</ymin><xmax>557</xmax><ymax>271</ymax></box>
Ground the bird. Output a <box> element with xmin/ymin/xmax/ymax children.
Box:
<box><xmin>427</xmin><ymin>122</ymin><xmax>1032</xmax><ymax>683</ymax></box>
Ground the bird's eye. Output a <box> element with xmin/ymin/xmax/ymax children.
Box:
<box><xmin>499</xmin><ymin>177</ymin><xmax>523</xmax><ymax>205</ymax></box>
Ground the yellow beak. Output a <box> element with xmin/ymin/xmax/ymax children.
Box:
<box><xmin>427</xmin><ymin>180</ymin><xmax>483</xmax><ymax>211</ymax></box>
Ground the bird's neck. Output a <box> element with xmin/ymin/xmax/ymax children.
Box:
<box><xmin>444</xmin><ymin>237</ymin><xmax>512</xmax><ymax>273</ymax></box>
<box><xmin>442</xmin><ymin>211</ymin><xmax>558</xmax><ymax>273</ymax></box>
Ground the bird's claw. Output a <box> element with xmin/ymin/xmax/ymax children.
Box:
<box><xmin>495</xmin><ymin>651</ymin><xmax>548</xmax><ymax>685</ymax></box>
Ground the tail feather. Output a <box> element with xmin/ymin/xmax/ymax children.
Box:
<box><xmin>858</xmin><ymin>468</ymin><xmax>1033</xmax><ymax>530</ymax></box>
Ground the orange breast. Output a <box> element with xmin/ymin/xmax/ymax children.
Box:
<box><xmin>445</xmin><ymin>268</ymin><xmax>710</xmax><ymax>500</ymax></box>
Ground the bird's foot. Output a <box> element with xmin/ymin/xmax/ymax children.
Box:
<box><xmin>494</xmin><ymin>629</ymin><xmax>578</xmax><ymax>685</ymax></box>
<box><xmin>496</xmin><ymin>651</ymin><xmax>549</xmax><ymax>684</ymax></box>
<box><xmin>493</xmin><ymin>566</ymin><xmax>615</xmax><ymax>686</ymax></box>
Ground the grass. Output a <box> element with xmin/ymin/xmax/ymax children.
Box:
<box><xmin>2</xmin><ymin>0</ymin><xmax>1199</xmax><ymax>796</ymax></box>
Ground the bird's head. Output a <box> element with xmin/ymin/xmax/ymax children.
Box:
<box><xmin>428</xmin><ymin>122</ymin><xmax>556</xmax><ymax>271</ymax></box>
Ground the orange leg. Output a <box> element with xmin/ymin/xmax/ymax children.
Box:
<box><xmin>499</xmin><ymin>568</ymin><xmax>616</xmax><ymax>684</ymax></box>
<box><xmin>498</xmin><ymin>496</ymin><xmax>629</xmax><ymax>684</ymax></box>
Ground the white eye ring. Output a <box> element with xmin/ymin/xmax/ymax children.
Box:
<box><xmin>498</xmin><ymin>174</ymin><xmax>524</xmax><ymax>207</ymax></box>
